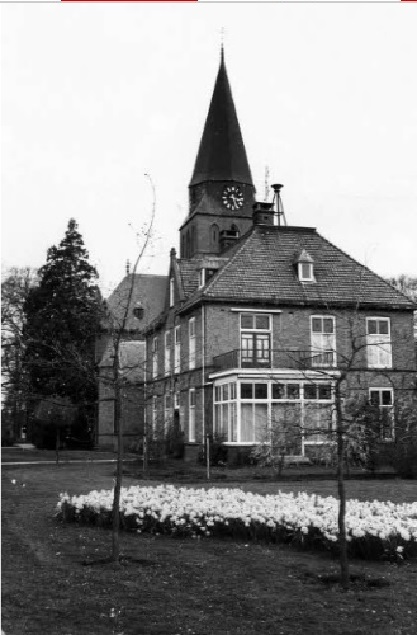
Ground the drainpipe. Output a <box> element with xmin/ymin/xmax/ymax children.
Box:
<box><xmin>202</xmin><ymin>304</ymin><xmax>205</xmax><ymax>442</ymax></box>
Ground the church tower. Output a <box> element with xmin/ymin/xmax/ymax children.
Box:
<box><xmin>180</xmin><ymin>48</ymin><xmax>256</xmax><ymax>259</ymax></box>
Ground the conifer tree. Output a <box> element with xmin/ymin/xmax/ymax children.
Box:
<box><xmin>23</xmin><ymin>219</ymin><xmax>101</xmax><ymax>441</ymax></box>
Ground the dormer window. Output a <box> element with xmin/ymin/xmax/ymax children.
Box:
<box><xmin>199</xmin><ymin>267</ymin><xmax>218</xmax><ymax>289</ymax></box>
<box><xmin>133</xmin><ymin>302</ymin><xmax>144</xmax><ymax>320</ymax></box>
<box><xmin>299</xmin><ymin>262</ymin><xmax>314</xmax><ymax>281</ymax></box>
<box><xmin>295</xmin><ymin>250</ymin><xmax>315</xmax><ymax>282</ymax></box>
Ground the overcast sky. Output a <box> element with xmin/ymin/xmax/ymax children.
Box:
<box><xmin>2</xmin><ymin>3</ymin><xmax>416</xmax><ymax>296</ymax></box>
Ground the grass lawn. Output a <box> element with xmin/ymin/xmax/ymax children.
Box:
<box><xmin>2</xmin><ymin>463</ymin><xmax>417</xmax><ymax>635</ymax></box>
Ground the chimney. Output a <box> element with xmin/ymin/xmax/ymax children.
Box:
<box><xmin>271</xmin><ymin>183</ymin><xmax>287</xmax><ymax>226</ymax></box>
<box><xmin>252</xmin><ymin>201</ymin><xmax>275</xmax><ymax>226</ymax></box>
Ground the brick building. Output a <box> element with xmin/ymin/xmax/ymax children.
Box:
<box><xmin>96</xmin><ymin>271</ymin><xmax>166</xmax><ymax>449</ymax></box>
<box><xmin>143</xmin><ymin>50</ymin><xmax>416</xmax><ymax>462</ymax></box>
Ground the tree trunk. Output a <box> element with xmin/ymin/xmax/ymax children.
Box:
<box><xmin>143</xmin><ymin>405</ymin><xmax>148</xmax><ymax>476</ymax></box>
<box><xmin>335</xmin><ymin>380</ymin><xmax>349</xmax><ymax>589</ymax></box>
<box><xmin>112</xmin><ymin>382</ymin><xmax>122</xmax><ymax>566</ymax></box>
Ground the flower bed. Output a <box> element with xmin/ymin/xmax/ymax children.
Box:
<box><xmin>56</xmin><ymin>485</ymin><xmax>417</xmax><ymax>561</ymax></box>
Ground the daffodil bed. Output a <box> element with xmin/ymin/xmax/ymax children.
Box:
<box><xmin>57</xmin><ymin>485</ymin><xmax>417</xmax><ymax>562</ymax></box>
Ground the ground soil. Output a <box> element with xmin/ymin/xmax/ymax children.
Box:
<box><xmin>2</xmin><ymin>461</ymin><xmax>416</xmax><ymax>635</ymax></box>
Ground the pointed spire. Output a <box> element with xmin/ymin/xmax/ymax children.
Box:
<box><xmin>190</xmin><ymin>48</ymin><xmax>253</xmax><ymax>187</ymax></box>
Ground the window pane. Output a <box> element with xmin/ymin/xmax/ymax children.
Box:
<box><xmin>368</xmin><ymin>320</ymin><xmax>377</xmax><ymax>335</ymax></box>
<box><xmin>370</xmin><ymin>390</ymin><xmax>380</xmax><ymax>406</ymax></box>
<box><xmin>230</xmin><ymin>382</ymin><xmax>237</xmax><ymax>400</ymax></box>
<box><xmin>241</xmin><ymin>335</ymin><xmax>254</xmax><ymax>361</ymax></box>
<box><xmin>241</xmin><ymin>404</ymin><xmax>253</xmax><ymax>442</ymax></box>
<box><xmin>382</xmin><ymin>390</ymin><xmax>392</xmax><ymax>406</ymax></box>
<box><xmin>312</xmin><ymin>317</ymin><xmax>322</xmax><ymax>333</ymax></box>
<box><xmin>221</xmin><ymin>404</ymin><xmax>229</xmax><ymax>438</ymax></box>
<box><xmin>304</xmin><ymin>384</ymin><xmax>317</xmax><ymax>400</ymax></box>
<box><xmin>241</xmin><ymin>383</ymin><xmax>253</xmax><ymax>399</ymax></box>
<box><xmin>254</xmin><ymin>404</ymin><xmax>268</xmax><ymax>442</ymax></box>
<box><xmin>378</xmin><ymin>320</ymin><xmax>389</xmax><ymax>335</ymax></box>
<box><xmin>318</xmin><ymin>385</ymin><xmax>332</xmax><ymax>400</ymax></box>
<box><xmin>302</xmin><ymin>263</ymin><xmax>312</xmax><ymax>279</ymax></box>
<box><xmin>230</xmin><ymin>403</ymin><xmax>237</xmax><ymax>442</ymax></box>
<box><xmin>254</xmin><ymin>383</ymin><xmax>267</xmax><ymax>400</ymax></box>
<box><xmin>214</xmin><ymin>386</ymin><xmax>221</xmax><ymax>402</ymax></box>
<box><xmin>287</xmin><ymin>384</ymin><xmax>300</xmax><ymax>400</ymax></box>
<box><xmin>189</xmin><ymin>390</ymin><xmax>195</xmax><ymax>407</ymax></box>
<box><xmin>241</xmin><ymin>314</ymin><xmax>253</xmax><ymax>329</ymax></box>
<box><xmin>272</xmin><ymin>384</ymin><xmax>285</xmax><ymax>400</ymax></box>
<box><xmin>214</xmin><ymin>404</ymin><xmax>221</xmax><ymax>436</ymax></box>
<box><xmin>255</xmin><ymin>315</ymin><xmax>270</xmax><ymax>330</ymax></box>
<box><xmin>222</xmin><ymin>384</ymin><xmax>229</xmax><ymax>401</ymax></box>
<box><xmin>323</xmin><ymin>318</ymin><xmax>334</xmax><ymax>334</ymax></box>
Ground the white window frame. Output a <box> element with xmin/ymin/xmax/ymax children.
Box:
<box><xmin>189</xmin><ymin>388</ymin><xmax>195</xmax><ymax>442</ymax></box>
<box><xmin>170</xmin><ymin>277</ymin><xmax>175</xmax><ymax>307</ymax></box>
<box><xmin>164</xmin><ymin>393</ymin><xmax>171</xmax><ymax>433</ymax></box>
<box><xmin>174</xmin><ymin>390</ymin><xmax>180</xmax><ymax>410</ymax></box>
<box><xmin>366</xmin><ymin>317</ymin><xmax>392</xmax><ymax>369</ymax></box>
<box><xmin>298</xmin><ymin>262</ymin><xmax>314</xmax><ymax>282</ymax></box>
<box><xmin>164</xmin><ymin>330</ymin><xmax>171</xmax><ymax>376</ymax></box>
<box><xmin>152</xmin><ymin>396</ymin><xmax>157</xmax><ymax>436</ymax></box>
<box><xmin>212</xmin><ymin>379</ymin><xmax>336</xmax><ymax>448</ymax></box>
<box><xmin>310</xmin><ymin>315</ymin><xmax>336</xmax><ymax>368</ymax></box>
<box><xmin>240</xmin><ymin>313</ymin><xmax>272</xmax><ymax>368</ymax></box>
<box><xmin>174</xmin><ymin>325</ymin><xmax>181</xmax><ymax>373</ymax></box>
<box><xmin>189</xmin><ymin>317</ymin><xmax>196</xmax><ymax>370</ymax></box>
<box><xmin>152</xmin><ymin>336</ymin><xmax>158</xmax><ymax>379</ymax></box>
<box><xmin>213</xmin><ymin>381</ymin><xmax>237</xmax><ymax>442</ymax></box>
<box><xmin>198</xmin><ymin>269</ymin><xmax>205</xmax><ymax>289</ymax></box>
<box><xmin>369</xmin><ymin>387</ymin><xmax>394</xmax><ymax>441</ymax></box>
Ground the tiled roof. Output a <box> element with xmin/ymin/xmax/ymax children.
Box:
<box><xmin>177</xmin><ymin>257</ymin><xmax>229</xmax><ymax>298</ymax></box>
<box><xmin>181</xmin><ymin>226</ymin><xmax>414</xmax><ymax>310</ymax></box>
<box><xmin>189</xmin><ymin>50</ymin><xmax>252</xmax><ymax>187</ymax></box>
<box><xmin>104</xmin><ymin>273</ymin><xmax>167</xmax><ymax>332</ymax></box>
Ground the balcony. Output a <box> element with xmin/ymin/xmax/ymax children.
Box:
<box><xmin>212</xmin><ymin>349</ymin><xmax>336</xmax><ymax>373</ymax></box>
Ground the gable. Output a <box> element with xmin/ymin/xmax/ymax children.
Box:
<box><xmin>104</xmin><ymin>273</ymin><xmax>167</xmax><ymax>333</ymax></box>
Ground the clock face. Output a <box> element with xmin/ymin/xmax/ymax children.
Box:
<box><xmin>222</xmin><ymin>185</ymin><xmax>243</xmax><ymax>210</ymax></box>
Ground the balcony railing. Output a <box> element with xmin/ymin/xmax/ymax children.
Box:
<box><xmin>212</xmin><ymin>349</ymin><xmax>336</xmax><ymax>373</ymax></box>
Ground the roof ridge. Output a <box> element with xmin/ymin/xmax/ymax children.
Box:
<box><xmin>316</xmin><ymin>230</ymin><xmax>415</xmax><ymax>307</ymax></box>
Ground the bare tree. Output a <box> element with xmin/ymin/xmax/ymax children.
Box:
<box><xmin>101</xmin><ymin>174</ymin><xmax>156</xmax><ymax>566</ymax></box>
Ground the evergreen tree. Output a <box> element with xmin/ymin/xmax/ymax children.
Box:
<box><xmin>23</xmin><ymin>220</ymin><xmax>101</xmax><ymax>440</ymax></box>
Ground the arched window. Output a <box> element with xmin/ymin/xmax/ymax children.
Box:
<box><xmin>210</xmin><ymin>224</ymin><xmax>219</xmax><ymax>250</ymax></box>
